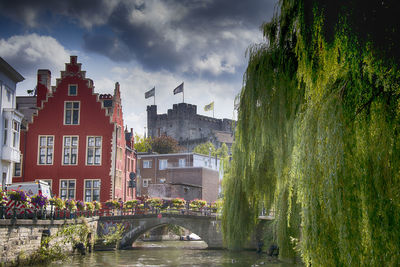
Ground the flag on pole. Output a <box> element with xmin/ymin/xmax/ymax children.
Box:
<box><xmin>204</xmin><ymin>101</ymin><xmax>214</xmax><ymax>111</ymax></box>
<box><xmin>173</xmin><ymin>82</ymin><xmax>184</xmax><ymax>95</ymax></box>
<box><xmin>145</xmin><ymin>87</ymin><xmax>155</xmax><ymax>99</ymax></box>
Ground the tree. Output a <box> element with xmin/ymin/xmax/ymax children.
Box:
<box><xmin>222</xmin><ymin>0</ymin><xmax>400</xmax><ymax>265</ymax></box>
<box><xmin>215</xmin><ymin>143</ymin><xmax>229</xmax><ymax>159</ymax></box>
<box><xmin>193</xmin><ymin>142</ymin><xmax>216</xmax><ymax>156</ymax></box>
<box><xmin>151</xmin><ymin>135</ymin><xmax>180</xmax><ymax>154</ymax></box>
<box><xmin>134</xmin><ymin>134</ymin><xmax>152</xmax><ymax>153</ymax></box>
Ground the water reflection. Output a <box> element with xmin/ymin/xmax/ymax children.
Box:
<box><xmin>40</xmin><ymin>241</ymin><xmax>298</xmax><ymax>267</ymax></box>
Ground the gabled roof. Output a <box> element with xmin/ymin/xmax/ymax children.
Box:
<box><xmin>0</xmin><ymin>57</ymin><xmax>24</xmax><ymax>83</ymax></box>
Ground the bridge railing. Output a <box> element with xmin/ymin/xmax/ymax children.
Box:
<box><xmin>0</xmin><ymin>203</ymin><xmax>100</xmax><ymax>220</ymax></box>
<box><xmin>97</xmin><ymin>204</ymin><xmax>217</xmax><ymax>217</ymax></box>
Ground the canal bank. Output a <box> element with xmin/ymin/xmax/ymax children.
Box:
<box><xmin>0</xmin><ymin>217</ymin><xmax>98</xmax><ymax>265</ymax></box>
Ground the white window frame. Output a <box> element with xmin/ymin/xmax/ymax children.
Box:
<box><xmin>143</xmin><ymin>179</ymin><xmax>150</xmax><ymax>188</ymax></box>
<box><xmin>12</xmin><ymin>120</ymin><xmax>20</xmax><ymax>148</ymax></box>
<box><xmin>86</xmin><ymin>136</ymin><xmax>102</xmax><ymax>165</ymax></box>
<box><xmin>3</xmin><ymin>118</ymin><xmax>8</xmax><ymax>145</ymax></box>
<box><xmin>159</xmin><ymin>159</ymin><xmax>168</xmax><ymax>170</ymax></box>
<box><xmin>38</xmin><ymin>135</ymin><xmax>54</xmax><ymax>165</ymax></box>
<box><xmin>143</xmin><ymin>160</ymin><xmax>152</xmax><ymax>168</ymax></box>
<box><xmin>62</xmin><ymin>136</ymin><xmax>79</xmax><ymax>165</ymax></box>
<box><xmin>60</xmin><ymin>179</ymin><xmax>76</xmax><ymax>200</ymax></box>
<box><xmin>84</xmin><ymin>179</ymin><xmax>100</xmax><ymax>202</ymax></box>
<box><xmin>13</xmin><ymin>154</ymin><xmax>22</xmax><ymax>177</ymax></box>
<box><xmin>179</xmin><ymin>158</ymin><xmax>186</xmax><ymax>167</ymax></box>
<box><xmin>64</xmin><ymin>101</ymin><xmax>80</xmax><ymax>125</ymax></box>
<box><xmin>68</xmin><ymin>84</ymin><xmax>78</xmax><ymax>96</ymax></box>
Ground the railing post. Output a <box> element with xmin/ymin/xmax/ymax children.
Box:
<box><xmin>50</xmin><ymin>203</ymin><xmax>53</xmax><ymax>219</ymax></box>
<box><xmin>13</xmin><ymin>205</ymin><xmax>17</xmax><ymax>220</ymax></box>
<box><xmin>0</xmin><ymin>204</ymin><xmax>4</xmax><ymax>219</ymax></box>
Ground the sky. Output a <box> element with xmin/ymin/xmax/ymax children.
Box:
<box><xmin>0</xmin><ymin>0</ymin><xmax>276</xmax><ymax>135</ymax></box>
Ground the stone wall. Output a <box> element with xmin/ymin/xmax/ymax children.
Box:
<box><xmin>147</xmin><ymin>104</ymin><xmax>234</xmax><ymax>151</ymax></box>
<box><xmin>0</xmin><ymin>217</ymin><xmax>98</xmax><ymax>265</ymax></box>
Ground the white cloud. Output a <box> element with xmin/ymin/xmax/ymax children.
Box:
<box><xmin>94</xmin><ymin>64</ymin><xmax>239</xmax><ymax>134</ymax></box>
<box><xmin>0</xmin><ymin>34</ymin><xmax>71</xmax><ymax>94</ymax></box>
<box><xmin>0</xmin><ymin>33</ymin><xmax>70</xmax><ymax>74</ymax></box>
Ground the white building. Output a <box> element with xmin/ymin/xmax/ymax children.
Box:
<box><xmin>0</xmin><ymin>57</ymin><xmax>24</xmax><ymax>188</ymax></box>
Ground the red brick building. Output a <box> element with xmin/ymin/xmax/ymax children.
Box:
<box><xmin>137</xmin><ymin>152</ymin><xmax>221</xmax><ymax>203</ymax></box>
<box><xmin>13</xmin><ymin>56</ymin><xmax>136</xmax><ymax>203</ymax></box>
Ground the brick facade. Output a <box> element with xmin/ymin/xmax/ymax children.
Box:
<box><xmin>137</xmin><ymin>152</ymin><xmax>219</xmax><ymax>202</ymax></box>
<box><xmin>13</xmin><ymin>56</ymin><xmax>136</xmax><ymax>203</ymax></box>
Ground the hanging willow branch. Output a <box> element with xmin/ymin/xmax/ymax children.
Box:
<box><xmin>222</xmin><ymin>0</ymin><xmax>400</xmax><ymax>266</ymax></box>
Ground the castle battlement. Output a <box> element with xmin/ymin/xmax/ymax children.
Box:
<box><xmin>147</xmin><ymin>103</ymin><xmax>234</xmax><ymax>151</ymax></box>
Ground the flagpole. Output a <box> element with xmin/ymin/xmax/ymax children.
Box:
<box><xmin>154</xmin><ymin>86</ymin><xmax>155</xmax><ymax>105</ymax></box>
<box><xmin>182</xmin><ymin>82</ymin><xmax>184</xmax><ymax>103</ymax></box>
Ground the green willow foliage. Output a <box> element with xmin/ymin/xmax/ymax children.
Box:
<box><xmin>222</xmin><ymin>0</ymin><xmax>400</xmax><ymax>265</ymax></box>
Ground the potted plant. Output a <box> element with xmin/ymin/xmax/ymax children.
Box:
<box><xmin>7</xmin><ymin>190</ymin><xmax>30</xmax><ymax>204</ymax></box>
<box><xmin>190</xmin><ymin>199</ymin><xmax>207</xmax><ymax>211</ymax></box>
<box><xmin>146</xmin><ymin>197</ymin><xmax>163</xmax><ymax>209</ymax></box>
<box><xmin>93</xmin><ymin>200</ymin><xmax>102</xmax><ymax>210</ymax></box>
<box><xmin>50</xmin><ymin>196</ymin><xmax>65</xmax><ymax>209</ymax></box>
<box><xmin>105</xmin><ymin>200</ymin><xmax>119</xmax><ymax>209</ymax></box>
<box><xmin>86</xmin><ymin>202</ymin><xmax>95</xmax><ymax>212</ymax></box>
<box><xmin>0</xmin><ymin>190</ymin><xmax>8</xmax><ymax>205</ymax></box>
<box><xmin>76</xmin><ymin>200</ymin><xmax>86</xmax><ymax>211</ymax></box>
<box><xmin>65</xmin><ymin>199</ymin><xmax>77</xmax><ymax>211</ymax></box>
<box><xmin>124</xmin><ymin>199</ymin><xmax>138</xmax><ymax>209</ymax></box>
<box><xmin>171</xmin><ymin>198</ymin><xmax>186</xmax><ymax>209</ymax></box>
<box><xmin>31</xmin><ymin>194</ymin><xmax>49</xmax><ymax>209</ymax></box>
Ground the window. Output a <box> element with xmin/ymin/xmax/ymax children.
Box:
<box><xmin>38</xmin><ymin>136</ymin><xmax>54</xmax><ymax>165</ymax></box>
<box><xmin>159</xmin><ymin>159</ymin><xmax>168</xmax><ymax>170</ymax></box>
<box><xmin>143</xmin><ymin>179</ymin><xmax>150</xmax><ymax>187</ymax></box>
<box><xmin>179</xmin><ymin>158</ymin><xmax>186</xmax><ymax>167</ymax></box>
<box><xmin>143</xmin><ymin>160</ymin><xmax>152</xmax><ymax>168</ymax></box>
<box><xmin>13</xmin><ymin>154</ymin><xmax>22</xmax><ymax>177</ymax></box>
<box><xmin>87</xmin><ymin>136</ymin><xmax>102</xmax><ymax>165</ymax></box>
<box><xmin>64</xmin><ymin>101</ymin><xmax>80</xmax><ymax>125</ymax></box>
<box><xmin>68</xmin><ymin>84</ymin><xmax>77</xmax><ymax>96</ymax></box>
<box><xmin>159</xmin><ymin>178</ymin><xmax>166</xmax><ymax>183</ymax></box>
<box><xmin>60</xmin><ymin>180</ymin><xmax>75</xmax><ymax>200</ymax></box>
<box><xmin>3</xmin><ymin>119</ymin><xmax>8</xmax><ymax>145</ymax></box>
<box><xmin>63</xmin><ymin>136</ymin><xmax>78</xmax><ymax>165</ymax></box>
<box><xmin>12</xmin><ymin>120</ymin><xmax>20</xmax><ymax>148</ymax></box>
<box><xmin>84</xmin><ymin>179</ymin><xmax>100</xmax><ymax>202</ymax></box>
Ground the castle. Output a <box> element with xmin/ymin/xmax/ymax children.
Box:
<box><xmin>147</xmin><ymin>103</ymin><xmax>234</xmax><ymax>152</ymax></box>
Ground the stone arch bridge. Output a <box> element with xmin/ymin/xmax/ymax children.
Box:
<box><xmin>97</xmin><ymin>213</ymin><xmax>223</xmax><ymax>249</ymax></box>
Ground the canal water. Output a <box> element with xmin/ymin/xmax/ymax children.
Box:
<box><xmin>39</xmin><ymin>241</ymin><xmax>299</xmax><ymax>267</ymax></box>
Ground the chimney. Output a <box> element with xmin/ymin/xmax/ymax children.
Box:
<box><xmin>36</xmin><ymin>69</ymin><xmax>51</xmax><ymax>108</ymax></box>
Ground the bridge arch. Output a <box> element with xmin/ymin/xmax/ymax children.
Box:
<box><xmin>98</xmin><ymin>214</ymin><xmax>223</xmax><ymax>249</ymax></box>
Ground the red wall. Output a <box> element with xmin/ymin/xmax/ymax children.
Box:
<box><xmin>14</xmin><ymin>57</ymin><xmax>115</xmax><ymax>203</ymax></box>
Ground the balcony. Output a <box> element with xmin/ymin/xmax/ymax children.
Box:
<box><xmin>1</xmin><ymin>145</ymin><xmax>20</xmax><ymax>162</ymax></box>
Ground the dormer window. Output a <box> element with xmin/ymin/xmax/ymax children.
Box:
<box><xmin>68</xmin><ymin>84</ymin><xmax>77</xmax><ymax>96</ymax></box>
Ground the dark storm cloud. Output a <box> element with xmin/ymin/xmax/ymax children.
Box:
<box><xmin>0</xmin><ymin>0</ymin><xmax>276</xmax><ymax>75</ymax></box>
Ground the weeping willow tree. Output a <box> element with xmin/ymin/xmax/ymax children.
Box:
<box><xmin>222</xmin><ymin>0</ymin><xmax>400</xmax><ymax>265</ymax></box>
